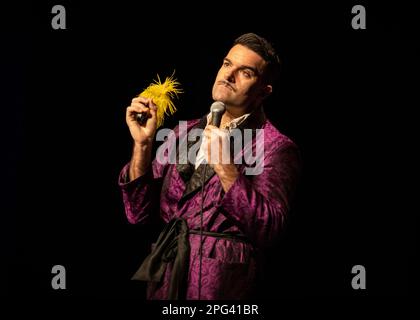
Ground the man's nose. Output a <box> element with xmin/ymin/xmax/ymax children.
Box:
<box><xmin>224</xmin><ymin>69</ymin><xmax>235</xmax><ymax>82</ymax></box>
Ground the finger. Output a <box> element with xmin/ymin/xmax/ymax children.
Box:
<box><xmin>204</xmin><ymin>125</ymin><xmax>218</xmax><ymax>135</ymax></box>
<box><xmin>203</xmin><ymin>129</ymin><xmax>212</xmax><ymax>140</ymax></box>
<box><xmin>216</xmin><ymin>129</ymin><xmax>229</xmax><ymax>138</ymax></box>
<box><xmin>205</xmin><ymin>125</ymin><xmax>225</xmax><ymax>139</ymax></box>
<box><xmin>206</xmin><ymin>141</ymin><xmax>212</xmax><ymax>163</ymax></box>
<box><xmin>149</xmin><ymin>99</ymin><xmax>157</xmax><ymax>110</ymax></box>
<box><xmin>207</xmin><ymin>128</ymin><xmax>223</xmax><ymax>141</ymax></box>
<box><xmin>207</xmin><ymin>137</ymin><xmax>220</xmax><ymax>165</ymax></box>
<box><xmin>132</xmin><ymin>96</ymin><xmax>152</xmax><ymax>104</ymax></box>
<box><xmin>144</xmin><ymin>101</ymin><xmax>157</xmax><ymax>127</ymax></box>
<box><xmin>126</xmin><ymin>105</ymin><xmax>149</xmax><ymax>117</ymax></box>
<box><xmin>130</xmin><ymin>102</ymin><xmax>150</xmax><ymax>113</ymax></box>
<box><xmin>148</xmin><ymin>100</ymin><xmax>157</xmax><ymax>118</ymax></box>
<box><xmin>146</xmin><ymin>109</ymin><xmax>157</xmax><ymax>127</ymax></box>
<box><xmin>205</xmin><ymin>125</ymin><xmax>219</xmax><ymax>131</ymax></box>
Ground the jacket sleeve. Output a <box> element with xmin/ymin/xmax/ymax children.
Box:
<box><xmin>118</xmin><ymin>122</ymin><xmax>190</xmax><ymax>224</ymax></box>
<box><xmin>118</xmin><ymin>158</ymin><xmax>166</xmax><ymax>225</ymax></box>
<box><xmin>216</xmin><ymin>140</ymin><xmax>301</xmax><ymax>248</ymax></box>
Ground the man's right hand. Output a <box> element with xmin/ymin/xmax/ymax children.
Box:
<box><xmin>126</xmin><ymin>96</ymin><xmax>158</xmax><ymax>146</ymax></box>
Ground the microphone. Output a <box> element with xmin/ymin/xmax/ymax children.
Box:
<box><xmin>210</xmin><ymin>101</ymin><xmax>226</xmax><ymax>127</ymax></box>
<box><xmin>136</xmin><ymin>111</ymin><xmax>148</xmax><ymax>125</ymax></box>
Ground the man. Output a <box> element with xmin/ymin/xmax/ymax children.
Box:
<box><xmin>119</xmin><ymin>33</ymin><xmax>301</xmax><ymax>299</ymax></box>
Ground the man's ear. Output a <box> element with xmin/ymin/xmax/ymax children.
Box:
<box><xmin>261</xmin><ymin>84</ymin><xmax>272</xmax><ymax>99</ymax></box>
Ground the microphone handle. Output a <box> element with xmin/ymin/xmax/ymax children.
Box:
<box><xmin>211</xmin><ymin>112</ymin><xmax>223</xmax><ymax>127</ymax></box>
<box><xmin>136</xmin><ymin>112</ymin><xmax>148</xmax><ymax>125</ymax></box>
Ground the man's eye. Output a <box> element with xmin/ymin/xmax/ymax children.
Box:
<box><xmin>223</xmin><ymin>61</ymin><xmax>230</xmax><ymax>67</ymax></box>
<box><xmin>242</xmin><ymin>71</ymin><xmax>252</xmax><ymax>78</ymax></box>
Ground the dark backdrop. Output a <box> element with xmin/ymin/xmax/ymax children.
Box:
<box><xmin>2</xmin><ymin>1</ymin><xmax>416</xmax><ymax>298</ymax></box>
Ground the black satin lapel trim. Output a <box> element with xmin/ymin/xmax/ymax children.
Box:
<box><xmin>175</xmin><ymin>162</ymin><xmax>194</xmax><ymax>184</ymax></box>
<box><xmin>175</xmin><ymin>134</ymin><xmax>195</xmax><ymax>183</ymax></box>
<box><xmin>182</xmin><ymin>164</ymin><xmax>215</xmax><ymax>199</ymax></box>
<box><xmin>175</xmin><ymin>116</ymin><xmax>208</xmax><ymax>184</ymax></box>
<box><xmin>176</xmin><ymin>108</ymin><xmax>266</xmax><ymax>199</ymax></box>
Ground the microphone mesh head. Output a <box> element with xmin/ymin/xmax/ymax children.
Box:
<box><xmin>210</xmin><ymin>101</ymin><xmax>226</xmax><ymax>113</ymax></box>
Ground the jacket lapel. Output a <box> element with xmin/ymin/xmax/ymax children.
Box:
<box><xmin>175</xmin><ymin>107</ymin><xmax>267</xmax><ymax>200</ymax></box>
<box><xmin>175</xmin><ymin>116</ymin><xmax>207</xmax><ymax>188</ymax></box>
<box><xmin>181</xmin><ymin>163</ymin><xmax>215</xmax><ymax>199</ymax></box>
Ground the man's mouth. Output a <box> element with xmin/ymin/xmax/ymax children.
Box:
<box><xmin>218</xmin><ymin>81</ymin><xmax>235</xmax><ymax>91</ymax></box>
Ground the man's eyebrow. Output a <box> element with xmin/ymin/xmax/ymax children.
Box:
<box><xmin>223</xmin><ymin>58</ymin><xmax>259</xmax><ymax>75</ymax></box>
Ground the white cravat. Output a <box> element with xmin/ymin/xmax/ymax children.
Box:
<box><xmin>194</xmin><ymin>113</ymin><xmax>250</xmax><ymax>169</ymax></box>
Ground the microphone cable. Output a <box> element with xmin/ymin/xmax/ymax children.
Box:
<box><xmin>198</xmin><ymin>163</ymin><xmax>207</xmax><ymax>300</ymax></box>
<box><xmin>197</xmin><ymin>102</ymin><xmax>224</xmax><ymax>300</ymax></box>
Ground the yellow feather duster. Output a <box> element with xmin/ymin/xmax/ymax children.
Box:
<box><xmin>138</xmin><ymin>73</ymin><xmax>182</xmax><ymax>128</ymax></box>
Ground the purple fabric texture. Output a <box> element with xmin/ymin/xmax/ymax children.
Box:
<box><xmin>119</xmin><ymin>112</ymin><xmax>301</xmax><ymax>300</ymax></box>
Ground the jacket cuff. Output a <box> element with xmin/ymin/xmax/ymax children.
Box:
<box><xmin>118</xmin><ymin>163</ymin><xmax>153</xmax><ymax>190</ymax></box>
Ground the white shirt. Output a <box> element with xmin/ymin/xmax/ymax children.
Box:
<box><xmin>194</xmin><ymin>112</ymin><xmax>250</xmax><ymax>169</ymax></box>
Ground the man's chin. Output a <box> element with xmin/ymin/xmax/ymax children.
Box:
<box><xmin>213</xmin><ymin>93</ymin><xmax>231</xmax><ymax>104</ymax></box>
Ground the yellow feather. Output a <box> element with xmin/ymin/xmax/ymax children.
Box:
<box><xmin>138</xmin><ymin>73</ymin><xmax>182</xmax><ymax>128</ymax></box>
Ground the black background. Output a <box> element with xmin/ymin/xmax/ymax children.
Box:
<box><xmin>1</xmin><ymin>1</ymin><xmax>416</xmax><ymax>299</ymax></box>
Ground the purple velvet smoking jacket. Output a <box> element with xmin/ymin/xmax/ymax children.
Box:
<box><xmin>118</xmin><ymin>109</ymin><xmax>301</xmax><ymax>300</ymax></box>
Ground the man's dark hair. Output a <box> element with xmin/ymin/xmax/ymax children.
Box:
<box><xmin>233</xmin><ymin>33</ymin><xmax>281</xmax><ymax>84</ymax></box>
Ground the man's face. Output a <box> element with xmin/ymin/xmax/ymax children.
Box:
<box><xmin>212</xmin><ymin>44</ymin><xmax>272</xmax><ymax>110</ymax></box>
